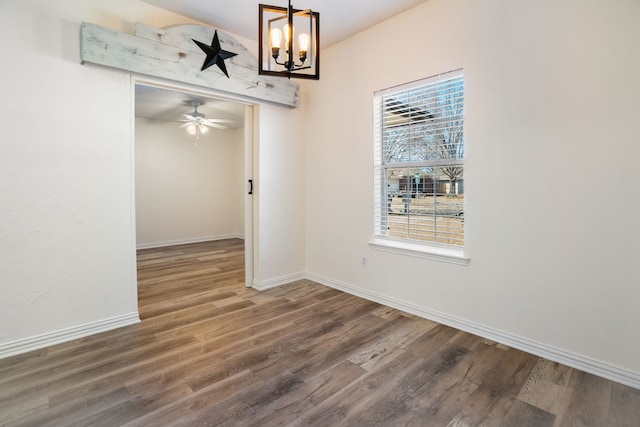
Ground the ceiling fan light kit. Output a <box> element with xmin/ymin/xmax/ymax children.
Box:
<box><xmin>186</xmin><ymin>122</ymin><xmax>207</xmax><ymax>136</ymax></box>
<box><xmin>259</xmin><ymin>0</ymin><xmax>320</xmax><ymax>80</ymax></box>
<box><xmin>179</xmin><ymin>100</ymin><xmax>234</xmax><ymax>140</ymax></box>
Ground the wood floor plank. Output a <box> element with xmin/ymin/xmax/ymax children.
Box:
<box><xmin>16</xmin><ymin>387</ymin><xmax>133</xmax><ymax>427</ymax></box>
<box><xmin>347</xmin><ymin>315</ymin><xmax>439</xmax><ymax>372</ymax></box>
<box><xmin>436</xmin><ymin>345</ymin><xmax>538</xmax><ymax>426</ymax></box>
<box><xmin>500</xmin><ymin>400</ymin><xmax>556</xmax><ymax>427</ymax></box>
<box><xmin>340</xmin><ymin>344</ymin><xmax>471</xmax><ymax>426</ymax></box>
<box><xmin>556</xmin><ymin>371</ymin><xmax>613</xmax><ymax>427</ymax></box>
<box><xmin>241</xmin><ymin>360</ymin><xmax>367</xmax><ymax>426</ymax></box>
<box><xmin>291</xmin><ymin>350</ymin><xmax>421</xmax><ymax>426</ymax></box>
<box><xmin>191</xmin><ymin>372</ymin><xmax>307</xmax><ymax>426</ymax></box>
<box><xmin>122</xmin><ymin>369</ymin><xmax>257</xmax><ymax>427</ymax></box>
<box><xmin>402</xmin><ymin>340</ymin><xmax>508</xmax><ymax>425</ymax></box>
<box><xmin>183</xmin><ymin>317</ymin><xmax>344</xmax><ymax>392</ymax></box>
<box><xmin>1</xmin><ymin>240</ymin><xmax>637</xmax><ymax>426</ymax></box>
<box><xmin>607</xmin><ymin>382</ymin><xmax>640</xmax><ymax>426</ymax></box>
<box><xmin>517</xmin><ymin>358</ymin><xmax>573</xmax><ymax>415</ymax></box>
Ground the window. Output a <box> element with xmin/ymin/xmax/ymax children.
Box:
<box><xmin>373</xmin><ymin>70</ymin><xmax>465</xmax><ymax>252</ymax></box>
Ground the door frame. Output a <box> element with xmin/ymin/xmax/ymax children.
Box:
<box><xmin>131</xmin><ymin>75</ymin><xmax>257</xmax><ymax>289</ymax></box>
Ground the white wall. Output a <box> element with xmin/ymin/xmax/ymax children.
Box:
<box><xmin>135</xmin><ymin>118</ymin><xmax>244</xmax><ymax>247</ymax></box>
<box><xmin>252</xmin><ymin>103</ymin><xmax>307</xmax><ymax>286</ymax></box>
<box><xmin>4</xmin><ymin>0</ymin><xmax>637</xmax><ymax>389</ymax></box>
<box><xmin>304</xmin><ymin>0</ymin><xmax>640</xmax><ymax>383</ymax></box>
<box><xmin>0</xmin><ymin>0</ymin><xmax>305</xmax><ymax>356</ymax></box>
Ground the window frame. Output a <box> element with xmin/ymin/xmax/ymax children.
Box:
<box><xmin>371</xmin><ymin>70</ymin><xmax>469</xmax><ymax>265</ymax></box>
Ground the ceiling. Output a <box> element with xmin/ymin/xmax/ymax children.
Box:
<box><xmin>135</xmin><ymin>85</ymin><xmax>246</xmax><ymax>129</ymax></box>
<box><xmin>142</xmin><ymin>0</ymin><xmax>428</xmax><ymax>48</ymax></box>
<box><xmin>136</xmin><ymin>1</ymin><xmax>428</xmax><ymax>124</ymax></box>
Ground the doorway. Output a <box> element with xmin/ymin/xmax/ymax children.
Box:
<box><xmin>132</xmin><ymin>79</ymin><xmax>255</xmax><ymax>295</ymax></box>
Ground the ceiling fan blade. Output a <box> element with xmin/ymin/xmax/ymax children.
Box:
<box><xmin>183</xmin><ymin>114</ymin><xmax>196</xmax><ymax>120</ymax></box>
<box><xmin>178</xmin><ymin>122</ymin><xmax>191</xmax><ymax>128</ymax></box>
<box><xmin>204</xmin><ymin>118</ymin><xmax>235</xmax><ymax>123</ymax></box>
<box><xmin>202</xmin><ymin>118</ymin><xmax>235</xmax><ymax>127</ymax></box>
<box><xmin>202</xmin><ymin>122</ymin><xmax>227</xmax><ymax>129</ymax></box>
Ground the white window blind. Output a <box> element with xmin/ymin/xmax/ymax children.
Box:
<box><xmin>374</xmin><ymin>70</ymin><xmax>465</xmax><ymax>247</ymax></box>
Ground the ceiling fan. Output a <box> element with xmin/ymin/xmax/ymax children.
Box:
<box><xmin>179</xmin><ymin>101</ymin><xmax>235</xmax><ymax>137</ymax></box>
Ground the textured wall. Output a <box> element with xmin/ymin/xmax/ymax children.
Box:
<box><xmin>304</xmin><ymin>0</ymin><xmax>640</xmax><ymax>377</ymax></box>
<box><xmin>0</xmin><ymin>0</ymin><xmax>305</xmax><ymax>353</ymax></box>
<box><xmin>135</xmin><ymin>118</ymin><xmax>244</xmax><ymax>247</ymax></box>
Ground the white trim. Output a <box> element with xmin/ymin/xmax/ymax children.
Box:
<box><xmin>375</xmin><ymin>68</ymin><xmax>464</xmax><ymax>97</ymax></box>
<box><xmin>133</xmin><ymin>76</ymin><xmax>253</xmax><ymax>109</ymax></box>
<box><xmin>306</xmin><ymin>272</ymin><xmax>640</xmax><ymax>391</ymax></box>
<box><xmin>4</xmin><ymin>271</ymin><xmax>639</xmax><ymax>390</ymax></box>
<box><xmin>369</xmin><ymin>238</ymin><xmax>470</xmax><ymax>266</ymax></box>
<box><xmin>243</xmin><ymin>105</ymin><xmax>255</xmax><ymax>288</ymax></box>
<box><xmin>136</xmin><ymin>234</ymin><xmax>244</xmax><ymax>250</ymax></box>
<box><xmin>252</xmin><ymin>272</ymin><xmax>306</xmax><ymax>291</ymax></box>
<box><xmin>0</xmin><ymin>313</ymin><xmax>140</xmax><ymax>360</ymax></box>
<box><xmin>129</xmin><ymin>75</ymin><xmax>140</xmax><ymax>312</ymax></box>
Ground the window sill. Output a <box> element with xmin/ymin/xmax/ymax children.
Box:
<box><xmin>369</xmin><ymin>238</ymin><xmax>470</xmax><ymax>266</ymax></box>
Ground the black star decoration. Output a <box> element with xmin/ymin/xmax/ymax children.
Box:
<box><xmin>192</xmin><ymin>30</ymin><xmax>238</xmax><ymax>78</ymax></box>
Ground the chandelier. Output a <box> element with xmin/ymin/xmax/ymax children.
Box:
<box><xmin>259</xmin><ymin>0</ymin><xmax>320</xmax><ymax>80</ymax></box>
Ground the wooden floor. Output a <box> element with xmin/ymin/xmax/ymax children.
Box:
<box><xmin>1</xmin><ymin>240</ymin><xmax>638</xmax><ymax>426</ymax></box>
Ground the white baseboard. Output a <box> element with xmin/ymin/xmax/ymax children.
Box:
<box><xmin>0</xmin><ymin>313</ymin><xmax>140</xmax><ymax>360</ymax></box>
<box><xmin>4</xmin><ymin>272</ymin><xmax>638</xmax><ymax>391</ymax></box>
<box><xmin>252</xmin><ymin>272</ymin><xmax>306</xmax><ymax>291</ymax></box>
<box><xmin>136</xmin><ymin>234</ymin><xmax>244</xmax><ymax>250</ymax></box>
<box><xmin>306</xmin><ymin>272</ymin><xmax>640</xmax><ymax>391</ymax></box>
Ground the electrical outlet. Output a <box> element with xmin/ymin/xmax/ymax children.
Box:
<box><xmin>361</xmin><ymin>256</ymin><xmax>367</xmax><ymax>267</ymax></box>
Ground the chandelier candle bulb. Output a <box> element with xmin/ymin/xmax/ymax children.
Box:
<box><xmin>270</xmin><ymin>27</ymin><xmax>283</xmax><ymax>57</ymax></box>
<box><xmin>283</xmin><ymin>23</ymin><xmax>293</xmax><ymax>43</ymax></box>
<box><xmin>298</xmin><ymin>32</ymin><xmax>310</xmax><ymax>61</ymax></box>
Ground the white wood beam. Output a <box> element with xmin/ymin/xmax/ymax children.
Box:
<box><xmin>80</xmin><ymin>22</ymin><xmax>299</xmax><ymax>108</ymax></box>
